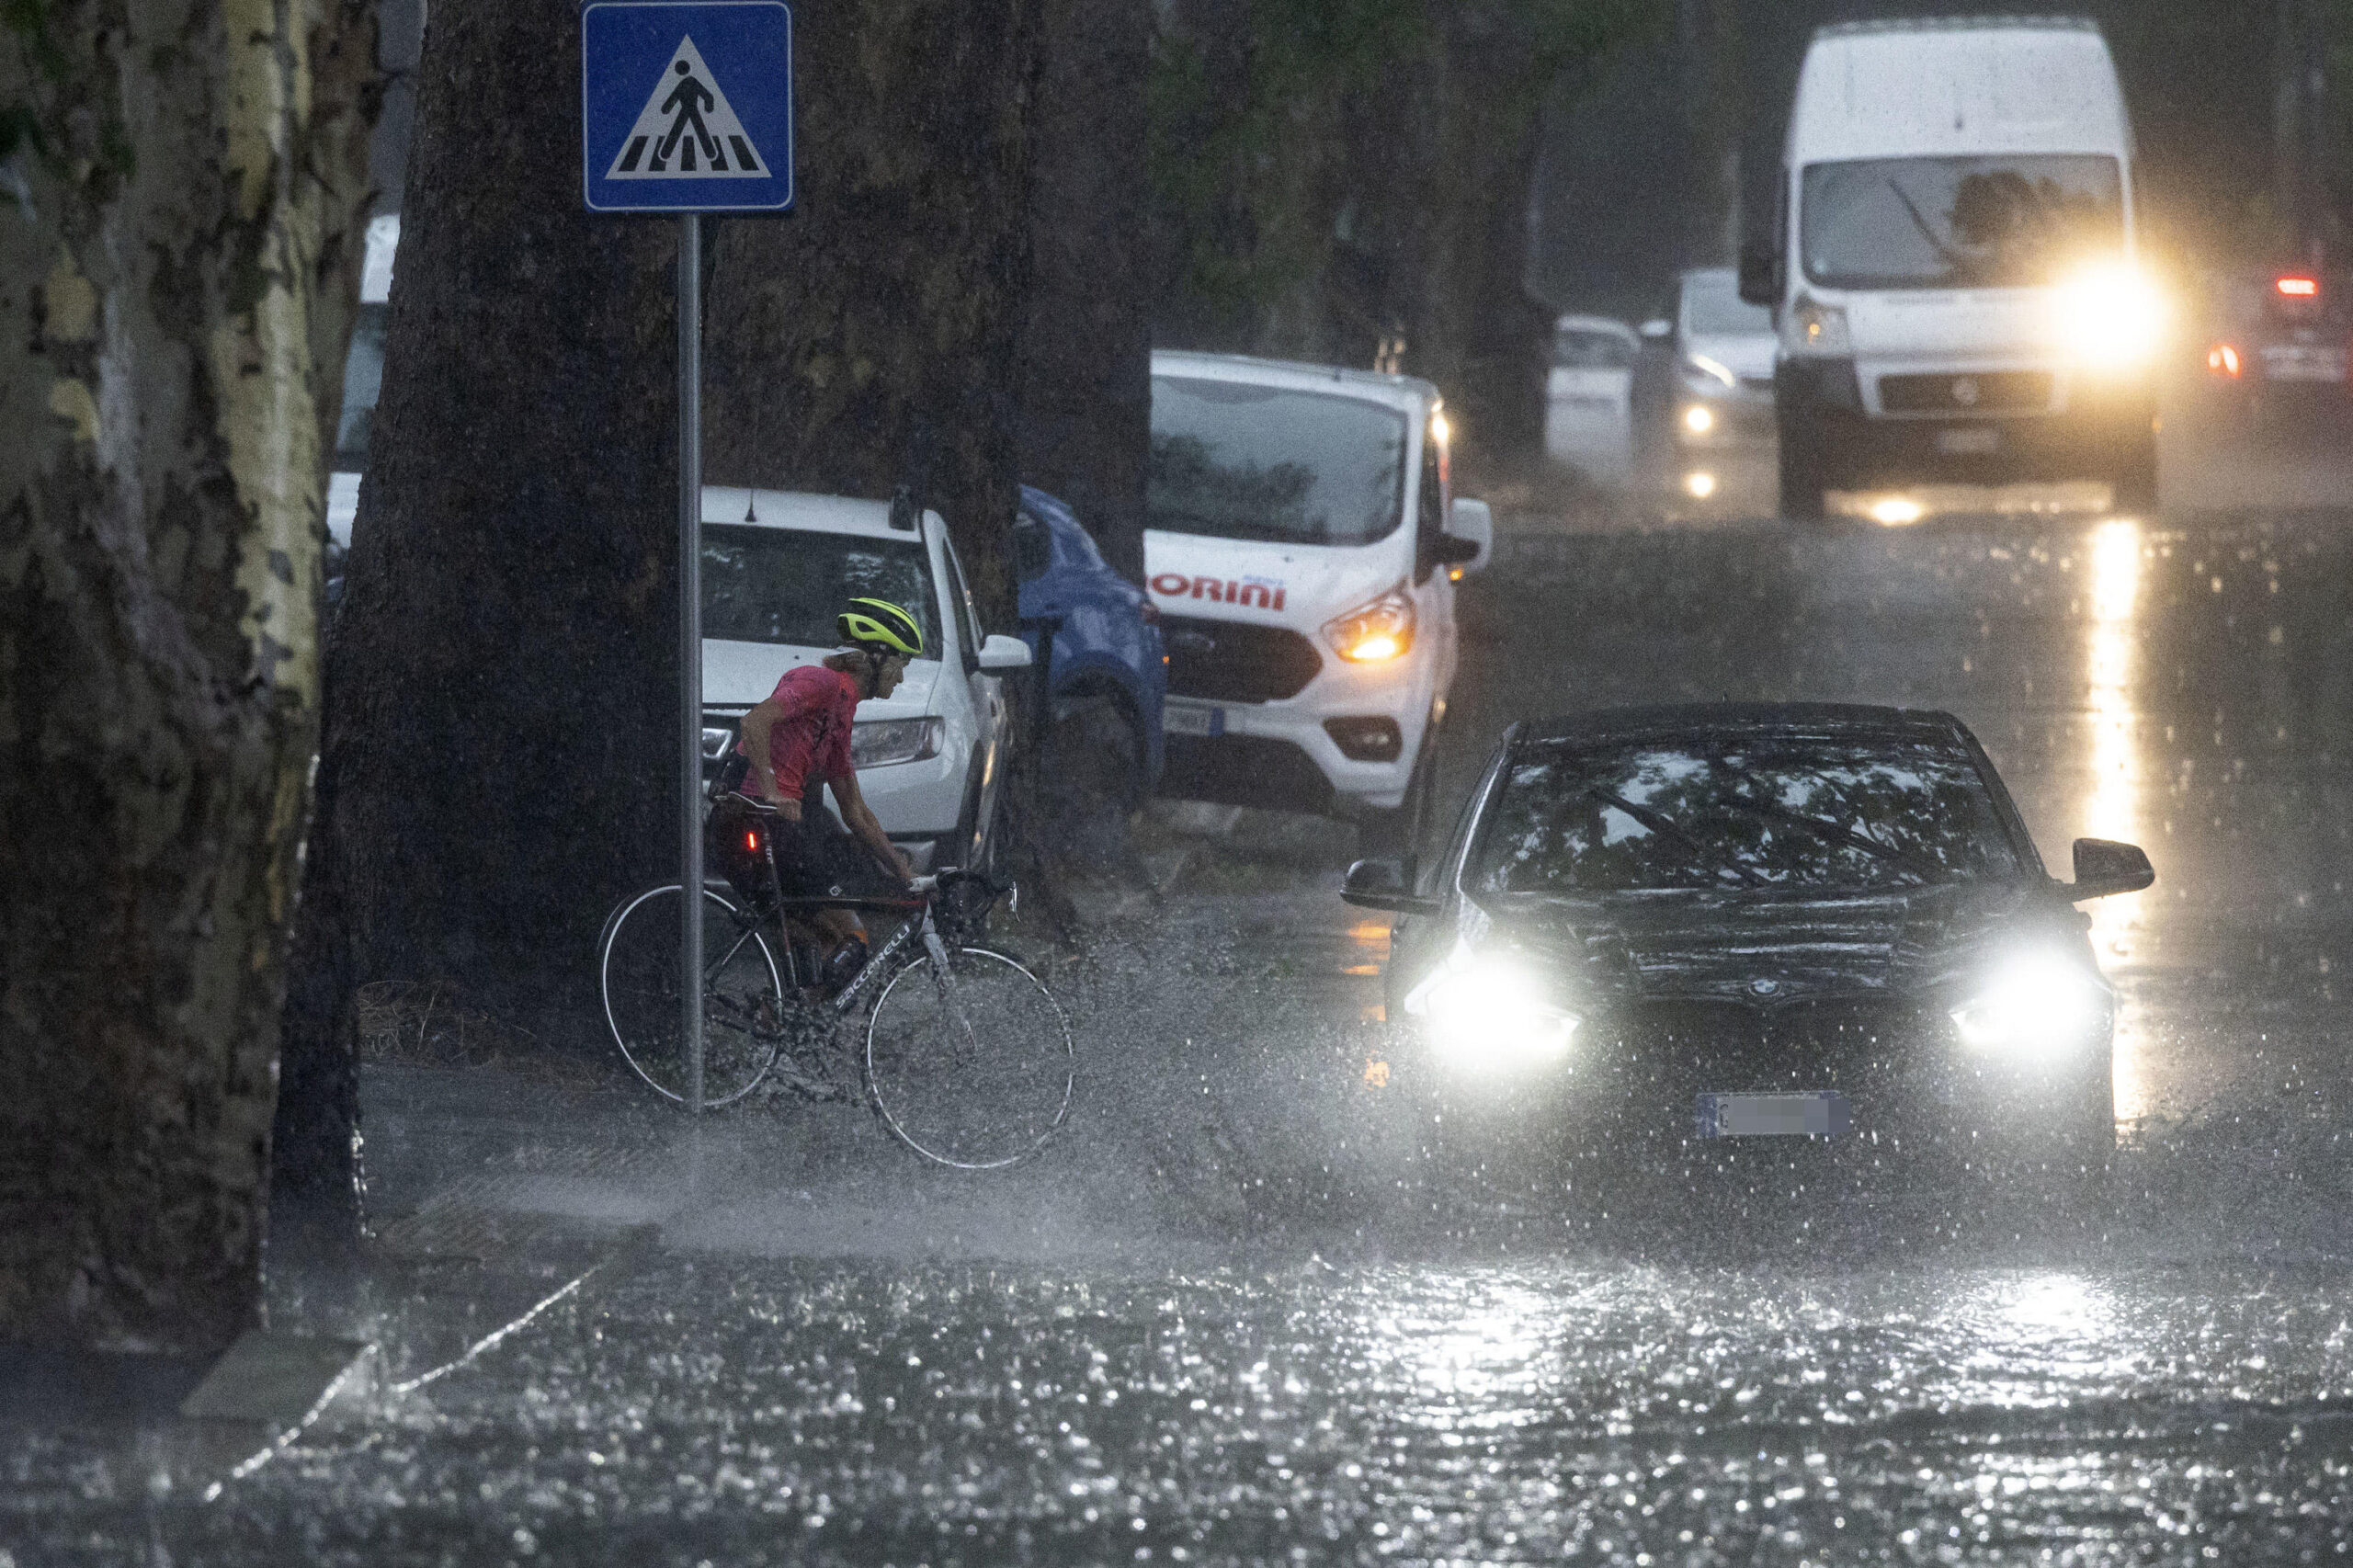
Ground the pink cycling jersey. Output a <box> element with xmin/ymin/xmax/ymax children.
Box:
<box><xmin>739</xmin><ymin>664</ymin><xmax>859</xmax><ymax>801</ymax></box>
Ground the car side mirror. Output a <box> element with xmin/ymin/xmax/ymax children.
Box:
<box><xmin>976</xmin><ymin>633</ymin><xmax>1033</xmax><ymax>673</ymax></box>
<box><xmin>1639</xmin><ymin>318</ymin><xmax>1673</xmax><ymax>341</ymax></box>
<box><xmin>1443</xmin><ymin>497</ymin><xmax>1494</xmax><ymax>576</ymax></box>
<box><xmin>2068</xmin><ymin>838</ymin><xmax>2154</xmax><ymax>901</ymax></box>
<box><xmin>1343</xmin><ymin>858</ymin><xmax>1440</xmax><ymax>916</ymax></box>
<box><xmin>1738</xmin><ymin>249</ymin><xmax>1779</xmax><ymax>306</ymax></box>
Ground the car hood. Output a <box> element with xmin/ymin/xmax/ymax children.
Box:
<box><xmin>1487</xmin><ymin>880</ymin><xmax>2049</xmax><ymax>1006</ymax></box>
<box><xmin>699</xmin><ymin>640</ymin><xmax>943</xmax><ymax>722</ymax></box>
<box><xmin>1144</xmin><ymin>528</ymin><xmax>1402</xmax><ymax>628</ymax></box>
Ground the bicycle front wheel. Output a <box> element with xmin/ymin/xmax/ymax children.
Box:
<box><xmin>599</xmin><ymin>883</ymin><xmax>782</xmax><ymax>1107</ymax></box>
<box><xmin>864</xmin><ymin>946</ymin><xmax>1074</xmax><ymax>1168</ymax></box>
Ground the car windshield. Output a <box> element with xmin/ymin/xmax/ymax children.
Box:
<box><xmin>1682</xmin><ymin>276</ymin><xmax>1770</xmax><ymax>335</ymax></box>
<box><xmin>1468</xmin><ymin>735</ymin><xmax>2023</xmax><ymax>896</ymax></box>
<box><xmin>1802</xmin><ymin>154</ymin><xmax>2124</xmax><ymax>290</ymax></box>
<box><xmin>1553</xmin><ymin>326</ymin><xmax>1636</xmax><ymax>368</ymax></box>
<box><xmin>701</xmin><ymin>525</ymin><xmax>940</xmax><ymax>652</ymax></box>
<box><xmin>1148</xmin><ymin>377</ymin><xmax>1408</xmax><ymax>546</ymax></box>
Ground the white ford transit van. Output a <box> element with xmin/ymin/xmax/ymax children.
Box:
<box><xmin>1743</xmin><ymin>17</ymin><xmax>2160</xmax><ymax>517</ymax></box>
<box><xmin>1145</xmin><ymin>351</ymin><xmax>1493</xmax><ymax>853</ymax></box>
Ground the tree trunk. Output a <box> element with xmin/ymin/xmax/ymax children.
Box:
<box><xmin>0</xmin><ymin>0</ymin><xmax>377</xmax><ymax>1352</ymax></box>
<box><xmin>278</xmin><ymin>0</ymin><xmax>684</xmax><ymax>1212</ymax></box>
<box><xmin>1017</xmin><ymin>0</ymin><xmax>1153</xmax><ymax>582</ymax></box>
<box><xmin>699</xmin><ymin>0</ymin><xmax>1046</xmax><ymax>620</ymax></box>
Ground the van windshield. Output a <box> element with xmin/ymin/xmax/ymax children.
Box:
<box><xmin>1801</xmin><ymin>154</ymin><xmax>2123</xmax><ymax>290</ymax></box>
<box><xmin>1149</xmin><ymin>378</ymin><xmax>1408</xmax><ymax>546</ymax></box>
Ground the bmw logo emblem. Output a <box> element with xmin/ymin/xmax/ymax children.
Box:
<box><xmin>1750</xmin><ymin>977</ymin><xmax>1780</xmax><ymax>997</ymax></box>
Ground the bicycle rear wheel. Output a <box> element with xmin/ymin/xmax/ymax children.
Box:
<box><xmin>599</xmin><ymin>883</ymin><xmax>782</xmax><ymax>1107</ymax></box>
<box><xmin>863</xmin><ymin>946</ymin><xmax>1074</xmax><ymax>1168</ymax></box>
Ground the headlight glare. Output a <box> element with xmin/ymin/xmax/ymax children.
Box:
<box><xmin>1404</xmin><ymin>947</ymin><xmax>1580</xmax><ymax>1069</ymax></box>
<box><xmin>1950</xmin><ymin>954</ymin><xmax>2109</xmax><ymax>1056</ymax></box>
<box><xmin>1324</xmin><ymin>585</ymin><xmax>1415</xmax><ymax>663</ymax></box>
<box><xmin>851</xmin><ymin>716</ymin><xmax>945</xmax><ymax>767</ymax></box>
<box><xmin>2055</xmin><ymin>261</ymin><xmax>2165</xmax><ymax>369</ymax></box>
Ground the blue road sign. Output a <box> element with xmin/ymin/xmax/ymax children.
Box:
<box><xmin>583</xmin><ymin>1</ymin><xmax>792</xmax><ymax>212</ymax></box>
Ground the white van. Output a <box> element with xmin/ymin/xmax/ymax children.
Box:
<box><xmin>327</xmin><ymin>213</ymin><xmax>400</xmax><ymax>547</ymax></box>
<box><xmin>1743</xmin><ymin>17</ymin><xmax>2161</xmax><ymax>517</ymax></box>
<box><xmin>1145</xmin><ymin>350</ymin><xmax>1493</xmax><ymax>852</ymax></box>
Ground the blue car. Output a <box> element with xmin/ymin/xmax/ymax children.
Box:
<box><xmin>1015</xmin><ymin>486</ymin><xmax>1167</xmax><ymax>822</ymax></box>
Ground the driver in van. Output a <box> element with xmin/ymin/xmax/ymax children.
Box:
<box><xmin>720</xmin><ymin>597</ymin><xmax>922</xmax><ymax>992</ymax></box>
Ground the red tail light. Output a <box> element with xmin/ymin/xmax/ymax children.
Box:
<box><xmin>744</xmin><ymin>831</ymin><xmax>760</xmax><ymax>852</ymax></box>
<box><xmin>2278</xmin><ymin>276</ymin><xmax>2319</xmax><ymax>298</ymax></box>
<box><xmin>2208</xmin><ymin>343</ymin><xmax>2244</xmax><ymax>377</ymax></box>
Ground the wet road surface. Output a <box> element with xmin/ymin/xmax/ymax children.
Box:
<box><xmin>13</xmin><ymin>436</ymin><xmax>2353</xmax><ymax>1562</ymax></box>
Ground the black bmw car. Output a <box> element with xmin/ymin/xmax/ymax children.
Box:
<box><xmin>1344</xmin><ymin>704</ymin><xmax>2153</xmax><ymax>1173</ymax></box>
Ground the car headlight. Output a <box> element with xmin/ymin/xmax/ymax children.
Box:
<box><xmin>700</xmin><ymin>725</ymin><xmax>734</xmax><ymax>760</ymax></box>
<box><xmin>1949</xmin><ymin>954</ymin><xmax>2110</xmax><ymax>1057</ymax></box>
<box><xmin>2055</xmin><ymin>260</ymin><xmax>2165</xmax><ymax>369</ymax></box>
<box><xmin>1403</xmin><ymin>944</ymin><xmax>1580</xmax><ymax>1069</ymax></box>
<box><xmin>1786</xmin><ymin>296</ymin><xmax>1851</xmax><ymax>356</ymax></box>
<box><xmin>1682</xmin><ymin>403</ymin><xmax>1717</xmax><ymax>436</ymax></box>
<box><xmin>851</xmin><ymin>716</ymin><xmax>945</xmax><ymax>767</ymax></box>
<box><xmin>1323</xmin><ymin>584</ymin><xmax>1415</xmax><ymax>664</ymax></box>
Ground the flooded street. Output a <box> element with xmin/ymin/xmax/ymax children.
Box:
<box><xmin>15</xmin><ymin>434</ymin><xmax>2353</xmax><ymax>1563</ymax></box>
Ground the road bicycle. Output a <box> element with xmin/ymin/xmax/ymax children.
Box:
<box><xmin>596</xmin><ymin>798</ymin><xmax>1073</xmax><ymax>1169</ymax></box>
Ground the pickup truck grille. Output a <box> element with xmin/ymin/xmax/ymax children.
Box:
<box><xmin>1162</xmin><ymin>615</ymin><xmax>1323</xmax><ymax>704</ymax></box>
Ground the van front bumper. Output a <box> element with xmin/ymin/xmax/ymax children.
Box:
<box><xmin>1157</xmin><ymin>657</ymin><xmax>1436</xmax><ymax>817</ymax></box>
<box><xmin>1779</xmin><ymin>358</ymin><xmax>2156</xmax><ymax>483</ymax></box>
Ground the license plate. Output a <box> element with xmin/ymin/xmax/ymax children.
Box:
<box><xmin>1935</xmin><ymin>426</ymin><xmax>2001</xmax><ymax>456</ymax></box>
<box><xmin>1164</xmin><ymin>703</ymin><xmax>1224</xmax><ymax>738</ymax></box>
<box><xmin>1695</xmin><ymin>1091</ymin><xmax>1851</xmax><ymax>1139</ymax></box>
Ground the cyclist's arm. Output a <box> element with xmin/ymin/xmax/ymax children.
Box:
<box><xmin>735</xmin><ymin>698</ymin><xmax>801</xmax><ymax>821</ymax></box>
<box><xmin>828</xmin><ymin>771</ymin><xmax>914</xmax><ymax>884</ymax></box>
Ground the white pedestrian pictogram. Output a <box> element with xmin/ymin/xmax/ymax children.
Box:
<box><xmin>607</xmin><ymin>36</ymin><xmax>768</xmax><ymax>179</ymax></box>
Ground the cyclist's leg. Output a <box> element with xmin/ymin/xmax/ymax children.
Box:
<box><xmin>769</xmin><ymin>812</ymin><xmax>870</xmax><ymax>985</ymax></box>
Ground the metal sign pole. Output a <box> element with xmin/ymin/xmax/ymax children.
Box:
<box><xmin>679</xmin><ymin>212</ymin><xmax>705</xmax><ymax>1116</ymax></box>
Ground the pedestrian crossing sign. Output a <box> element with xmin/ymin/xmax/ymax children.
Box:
<box><xmin>583</xmin><ymin>2</ymin><xmax>792</xmax><ymax>212</ymax></box>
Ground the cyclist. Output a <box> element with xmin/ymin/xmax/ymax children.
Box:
<box><xmin>723</xmin><ymin>597</ymin><xmax>923</xmax><ymax>991</ymax></box>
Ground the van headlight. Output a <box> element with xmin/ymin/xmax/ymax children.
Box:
<box><xmin>2055</xmin><ymin>261</ymin><xmax>2165</xmax><ymax>369</ymax></box>
<box><xmin>1786</xmin><ymin>297</ymin><xmax>1851</xmax><ymax>357</ymax></box>
<box><xmin>1403</xmin><ymin>945</ymin><xmax>1580</xmax><ymax>1069</ymax></box>
<box><xmin>1324</xmin><ymin>585</ymin><xmax>1415</xmax><ymax>664</ymax></box>
<box><xmin>1949</xmin><ymin>954</ymin><xmax>2110</xmax><ymax>1057</ymax></box>
<box><xmin>851</xmin><ymin>717</ymin><xmax>945</xmax><ymax>767</ymax></box>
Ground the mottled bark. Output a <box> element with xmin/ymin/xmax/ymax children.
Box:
<box><xmin>699</xmin><ymin>0</ymin><xmax>1045</xmax><ymax>619</ymax></box>
<box><xmin>0</xmin><ymin>0</ymin><xmax>378</xmax><ymax>1351</ymax></box>
<box><xmin>1017</xmin><ymin>0</ymin><xmax>1152</xmax><ymax>582</ymax></box>
<box><xmin>279</xmin><ymin>0</ymin><xmax>683</xmax><ymax>1181</ymax></box>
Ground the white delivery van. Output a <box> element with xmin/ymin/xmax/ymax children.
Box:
<box><xmin>1742</xmin><ymin>17</ymin><xmax>2161</xmax><ymax>517</ymax></box>
<box><xmin>1145</xmin><ymin>350</ymin><xmax>1493</xmax><ymax>854</ymax></box>
<box><xmin>697</xmin><ymin>490</ymin><xmax>1032</xmax><ymax>874</ymax></box>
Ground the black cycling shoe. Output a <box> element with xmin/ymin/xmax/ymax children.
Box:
<box><xmin>820</xmin><ymin>936</ymin><xmax>870</xmax><ymax>996</ymax></box>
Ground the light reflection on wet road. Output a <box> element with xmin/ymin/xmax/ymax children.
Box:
<box><xmin>16</xmin><ymin>466</ymin><xmax>2353</xmax><ymax>1562</ymax></box>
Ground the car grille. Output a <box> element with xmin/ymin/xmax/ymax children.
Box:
<box><xmin>1589</xmin><ymin>998</ymin><xmax>1942</xmax><ymax>1100</ymax></box>
<box><xmin>1878</xmin><ymin>370</ymin><xmax>2052</xmax><ymax>415</ymax></box>
<box><xmin>1162</xmin><ymin>615</ymin><xmax>1323</xmax><ymax>704</ymax></box>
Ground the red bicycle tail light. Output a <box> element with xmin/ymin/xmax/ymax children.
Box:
<box><xmin>2278</xmin><ymin>276</ymin><xmax>2319</xmax><ymax>298</ymax></box>
<box><xmin>745</xmin><ymin>830</ymin><xmax>760</xmax><ymax>852</ymax></box>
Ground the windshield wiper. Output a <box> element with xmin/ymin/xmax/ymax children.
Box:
<box><xmin>1887</xmin><ymin>177</ymin><xmax>1969</xmax><ymax>273</ymax></box>
<box><xmin>1583</xmin><ymin>786</ymin><xmax>1764</xmax><ymax>888</ymax></box>
<box><xmin>1711</xmin><ymin>787</ymin><xmax>1940</xmax><ymax>883</ymax></box>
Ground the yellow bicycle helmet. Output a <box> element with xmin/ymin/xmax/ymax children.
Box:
<box><xmin>837</xmin><ymin>597</ymin><xmax>925</xmax><ymax>658</ymax></box>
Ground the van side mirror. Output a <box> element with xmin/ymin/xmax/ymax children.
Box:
<box><xmin>1443</xmin><ymin>497</ymin><xmax>1494</xmax><ymax>576</ymax></box>
<box><xmin>1738</xmin><ymin>250</ymin><xmax>1779</xmax><ymax>306</ymax></box>
<box><xmin>1342</xmin><ymin>858</ymin><xmax>1440</xmax><ymax>916</ymax></box>
<box><xmin>2067</xmin><ymin>838</ymin><xmax>2154</xmax><ymax>901</ymax></box>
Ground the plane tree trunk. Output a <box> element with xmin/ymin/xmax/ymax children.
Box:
<box><xmin>699</xmin><ymin>0</ymin><xmax>1045</xmax><ymax>619</ymax></box>
<box><xmin>0</xmin><ymin>0</ymin><xmax>377</xmax><ymax>1351</ymax></box>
